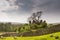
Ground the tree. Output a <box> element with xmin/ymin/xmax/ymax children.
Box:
<box><xmin>36</xmin><ymin>11</ymin><xmax>42</xmax><ymax>21</ymax></box>
<box><xmin>28</xmin><ymin>11</ymin><xmax>42</xmax><ymax>24</ymax></box>
<box><xmin>42</xmin><ymin>20</ymin><xmax>47</xmax><ymax>28</ymax></box>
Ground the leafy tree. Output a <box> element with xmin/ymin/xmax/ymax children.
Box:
<box><xmin>41</xmin><ymin>20</ymin><xmax>47</xmax><ymax>28</ymax></box>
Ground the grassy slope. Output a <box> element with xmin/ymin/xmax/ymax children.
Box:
<box><xmin>0</xmin><ymin>32</ymin><xmax>60</xmax><ymax>40</ymax></box>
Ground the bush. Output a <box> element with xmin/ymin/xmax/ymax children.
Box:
<box><xmin>50</xmin><ymin>35</ymin><xmax>54</xmax><ymax>37</ymax></box>
<box><xmin>55</xmin><ymin>36</ymin><xmax>59</xmax><ymax>39</ymax></box>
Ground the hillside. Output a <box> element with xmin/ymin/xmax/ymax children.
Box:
<box><xmin>0</xmin><ymin>32</ymin><xmax>60</xmax><ymax>40</ymax></box>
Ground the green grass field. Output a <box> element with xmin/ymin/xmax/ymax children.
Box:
<box><xmin>0</xmin><ymin>32</ymin><xmax>60</xmax><ymax>40</ymax></box>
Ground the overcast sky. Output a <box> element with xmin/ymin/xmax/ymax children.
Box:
<box><xmin>0</xmin><ymin>0</ymin><xmax>60</xmax><ymax>23</ymax></box>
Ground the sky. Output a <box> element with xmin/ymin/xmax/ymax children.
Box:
<box><xmin>0</xmin><ymin>0</ymin><xmax>60</xmax><ymax>23</ymax></box>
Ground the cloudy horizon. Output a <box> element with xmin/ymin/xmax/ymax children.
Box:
<box><xmin>0</xmin><ymin>0</ymin><xmax>60</xmax><ymax>23</ymax></box>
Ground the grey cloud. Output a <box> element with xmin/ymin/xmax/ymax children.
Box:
<box><xmin>15</xmin><ymin>0</ymin><xmax>34</xmax><ymax>12</ymax></box>
<box><xmin>33</xmin><ymin>0</ymin><xmax>60</xmax><ymax>13</ymax></box>
<box><xmin>4</xmin><ymin>0</ymin><xmax>60</xmax><ymax>14</ymax></box>
<box><xmin>4</xmin><ymin>0</ymin><xmax>33</xmax><ymax>14</ymax></box>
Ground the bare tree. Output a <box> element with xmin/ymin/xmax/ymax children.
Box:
<box><xmin>28</xmin><ymin>11</ymin><xmax>42</xmax><ymax>24</ymax></box>
<box><xmin>36</xmin><ymin>11</ymin><xmax>42</xmax><ymax>21</ymax></box>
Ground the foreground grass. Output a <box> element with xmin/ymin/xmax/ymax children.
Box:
<box><xmin>0</xmin><ymin>32</ymin><xmax>60</xmax><ymax>40</ymax></box>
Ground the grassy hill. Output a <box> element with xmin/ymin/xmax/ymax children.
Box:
<box><xmin>0</xmin><ymin>32</ymin><xmax>60</xmax><ymax>40</ymax></box>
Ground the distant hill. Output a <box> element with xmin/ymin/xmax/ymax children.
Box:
<box><xmin>0</xmin><ymin>22</ymin><xmax>22</xmax><ymax>25</ymax></box>
<box><xmin>0</xmin><ymin>22</ymin><xmax>28</xmax><ymax>25</ymax></box>
<box><xmin>49</xmin><ymin>22</ymin><xmax>60</xmax><ymax>25</ymax></box>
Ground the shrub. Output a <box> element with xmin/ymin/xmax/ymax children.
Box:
<box><xmin>55</xmin><ymin>36</ymin><xmax>59</xmax><ymax>39</ymax></box>
<box><xmin>50</xmin><ymin>35</ymin><xmax>54</xmax><ymax>37</ymax></box>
